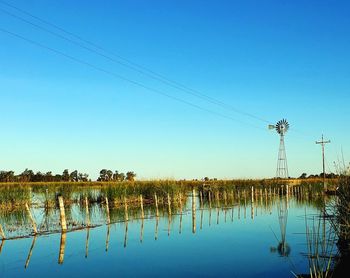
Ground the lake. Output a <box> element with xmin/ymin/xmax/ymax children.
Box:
<box><xmin>0</xmin><ymin>186</ymin><xmax>336</xmax><ymax>277</ymax></box>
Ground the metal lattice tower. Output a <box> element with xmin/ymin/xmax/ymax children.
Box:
<box><xmin>269</xmin><ymin>119</ymin><xmax>289</xmax><ymax>179</ymax></box>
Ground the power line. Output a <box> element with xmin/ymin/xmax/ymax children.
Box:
<box><xmin>0</xmin><ymin>0</ymin><xmax>271</xmax><ymax>125</ymax></box>
<box><xmin>0</xmin><ymin>27</ymin><xmax>266</xmax><ymax>131</ymax></box>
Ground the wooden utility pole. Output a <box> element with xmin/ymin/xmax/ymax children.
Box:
<box><xmin>316</xmin><ymin>134</ymin><xmax>331</xmax><ymax>191</ymax></box>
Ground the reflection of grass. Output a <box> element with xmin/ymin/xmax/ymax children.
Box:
<box><xmin>294</xmin><ymin>212</ymin><xmax>336</xmax><ymax>278</ymax></box>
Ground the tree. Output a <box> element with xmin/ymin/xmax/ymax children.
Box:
<box><xmin>70</xmin><ymin>170</ymin><xmax>78</xmax><ymax>182</ymax></box>
<box><xmin>62</xmin><ymin>169</ymin><xmax>70</xmax><ymax>181</ymax></box>
<box><xmin>45</xmin><ymin>171</ymin><xmax>53</xmax><ymax>182</ymax></box>
<box><xmin>126</xmin><ymin>171</ymin><xmax>136</xmax><ymax>182</ymax></box>
<box><xmin>78</xmin><ymin>173</ymin><xmax>89</xmax><ymax>182</ymax></box>
<box><xmin>106</xmin><ymin>170</ymin><xmax>113</xmax><ymax>181</ymax></box>
<box><xmin>299</xmin><ymin>173</ymin><xmax>307</xmax><ymax>179</ymax></box>
<box><xmin>99</xmin><ymin>169</ymin><xmax>106</xmax><ymax>181</ymax></box>
<box><xmin>118</xmin><ymin>172</ymin><xmax>125</xmax><ymax>181</ymax></box>
<box><xmin>20</xmin><ymin>168</ymin><xmax>34</xmax><ymax>182</ymax></box>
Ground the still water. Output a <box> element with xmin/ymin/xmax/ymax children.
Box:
<box><xmin>0</xmin><ymin>189</ymin><xmax>334</xmax><ymax>277</ymax></box>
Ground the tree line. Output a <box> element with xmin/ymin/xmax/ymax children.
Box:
<box><xmin>0</xmin><ymin>169</ymin><xmax>136</xmax><ymax>183</ymax></box>
<box><xmin>298</xmin><ymin>172</ymin><xmax>339</xmax><ymax>179</ymax></box>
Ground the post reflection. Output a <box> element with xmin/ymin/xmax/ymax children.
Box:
<box><xmin>58</xmin><ymin>232</ymin><xmax>66</xmax><ymax>264</ymax></box>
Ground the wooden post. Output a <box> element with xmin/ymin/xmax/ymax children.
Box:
<box><xmin>25</xmin><ymin>203</ymin><xmax>37</xmax><ymax>234</ymax></box>
<box><xmin>208</xmin><ymin>191</ymin><xmax>212</xmax><ymax>209</ymax></box>
<box><xmin>244</xmin><ymin>190</ymin><xmax>247</xmax><ymax>219</ymax></box>
<box><xmin>58</xmin><ymin>232</ymin><xmax>66</xmax><ymax>264</ymax></box>
<box><xmin>154</xmin><ymin>193</ymin><xmax>159</xmax><ymax>218</ymax></box>
<box><xmin>199</xmin><ymin>190</ymin><xmax>203</xmax><ymax>207</ymax></box>
<box><xmin>124</xmin><ymin>197</ymin><xmax>129</xmax><ymax>222</ymax></box>
<box><xmin>167</xmin><ymin>193</ymin><xmax>172</xmax><ymax>216</ymax></box>
<box><xmin>0</xmin><ymin>224</ymin><xmax>5</xmax><ymax>239</ymax></box>
<box><xmin>58</xmin><ymin>196</ymin><xmax>67</xmax><ymax>232</ymax></box>
<box><xmin>251</xmin><ymin>187</ymin><xmax>254</xmax><ymax>220</ymax></box>
<box><xmin>223</xmin><ymin>191</ymin><xmax>227</xmax><ymax>207</ymax></box>
<box><xmin>140</xmin><ymin>195</ymin><xmax>145</xmax><ymax>219</ymax></box>
<box><xmin>85</xmin><ymin>197</ymin><xmax>90</xmax><ymax>227</ymax></box>
<box><xmin>105</xmin><ymin>197</ymin><xmax>110</xmax><ymax>225</ymax></box>
<box><xmin>179</xmin><ymin>193</ymin><xmax>183</xmax><ymax>214</ymax></box>
<box><xmin>192</xmin><ymin>188</ymin><xmax>196</xmax><ymax>234</ymax></box>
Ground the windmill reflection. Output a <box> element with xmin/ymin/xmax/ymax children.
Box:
<box><xmin>270</xmin><ymin>199</ymin><xmax>291</xmax><ymax>257</ymax></box>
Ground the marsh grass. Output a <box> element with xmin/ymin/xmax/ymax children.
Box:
<box><xmin>301</xmin><ymin>213</ymin><xmax>336</xmax><ymax>278</ymax></box>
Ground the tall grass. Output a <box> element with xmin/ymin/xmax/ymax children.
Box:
<box><xmin>327</xmin><ymin>163</ymin><xmax>350</xmax><ymax>277</ymax></box>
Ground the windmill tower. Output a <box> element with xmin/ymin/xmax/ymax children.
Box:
<box><xmin>269</xmin><ymin>119</ymin><xmax>289</xmax><ymax>178</ymax></box>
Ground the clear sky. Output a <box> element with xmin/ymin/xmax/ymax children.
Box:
<box><xmin>0</xmin><ymin>0</ymin><xmax>349</xmax><ymax>180</ymax></box>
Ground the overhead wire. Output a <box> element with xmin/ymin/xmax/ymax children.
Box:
<box><xmin>0</xmin><ymin>1</ymin><xmax>321</xmax><ymax>140</ymax></box>
<box><xmin>0</xmin><ymin>27</ymin><xmax>266</xmax><ymax>131</ymax></box>
<box><xmin>0</xmin><ymin>0</ymin><xmax>271</xmax><ymax>125</ymax></box>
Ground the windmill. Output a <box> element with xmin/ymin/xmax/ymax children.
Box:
<box><xmin>269</xmin><ymin>119</ymin><xmax>289</xmax><ymax>179</ymax></box>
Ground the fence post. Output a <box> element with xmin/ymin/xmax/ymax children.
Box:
<box><xmin>140</xmin><ymin>195</ymin><xmax>145</xmax><ymax>219</ymax></box>
<box><xmin>58</xmin><ymin>196</ymin><xmax>67</xmax><ymax>232</ymax></box>
<box><xmin>0</xmin><ymin>224</ymin><xmax>5</xmax><ymax>239</ymax></box>
<box><xmin>154</xmin><ymin>193</ymin><xmax>159</xmax><ymax>218</ymax></box>
<box><xmin>85</xmin><ymin>197</ymin><xmax>90</xmax><ymax>227</ymax></box>
<box><xmin>105</xmin><ymin>197</ymin><xmax>111</xmax><ymax>225</ymax></box>
<box><xmin>124</xmin><ymin>197</ymin><xmax>129</xmax><ymax>222</ymax></box>
<box><xmin>25</xmin><ymin>203</ymin><xmax>37</xmax><ymax>234</ymax></box>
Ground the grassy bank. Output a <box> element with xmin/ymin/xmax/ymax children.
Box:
<box><xmin>0</xmin><ymin>178</ymin><xmax>338</xmax><ymax>209</ymax></box>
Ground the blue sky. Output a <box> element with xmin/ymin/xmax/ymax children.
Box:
<box><xmin>0</xmin><ymin>0</ymin><xmax>349</xmax><ymax>180</ymax></box>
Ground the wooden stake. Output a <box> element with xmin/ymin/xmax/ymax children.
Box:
<box><xmin>154</xmin><ymin>193</ymin><xmax>159</xmax><ymax>218</ymax></box>
<box><xmin>124</xmin><ymin>197</ymin><xmax>129</xmax><ymax>222</ymax></box>
<box><xmin>167</xmin><ymin>193</ymin><xmax>172</xmax><ymax>216</ymax></box>
<box><xmin>58</xmin><ymin>196</ymin><xmax>67</xmax><ymax>232</ymax></box>
<box><xmin>85</xmin><ymin>197</ymin><xmax>90</xmax><ymax>227</ymax></box>
<box><xmin>179</xmin><ymin>193</ymin><xmax>183</xmax><ymax>214</ymax></box>
<box><xmin>208</xmin><ymin>191</ymin><xmax>212</xmax><ymax>209</ymax></box>
<box><xmin>0</xmin><ymin>224</ymin><xmax>5</xmax><ymax>239</ymax></box>
<box><xmin>192</xmin><ymin>188</ymin><xmax>196</xmax><ymax>234</ymax></box>
<box><xmin>223</xmin><ymin>191</ymin><xmax>227</xmax><ymax>207</ymax></box>
<box><xmin>105</xmin><ymin>197</ymin><xmax>110</xmax><ymax>225</ymax></box>
<box><xmin>25</xmin><ymin>203</ymin><xmax>37</xmax><ymax>234</ymax></box>
<box><xmin>140</xmin><ymin>195</ymin><xmax>145</xmax><ymax>219</ymax></box>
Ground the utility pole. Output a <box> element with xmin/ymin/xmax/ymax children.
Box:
<box><xmin>316</xmin><ymin>134</ymin><xmax>331</xmax><ymax>191</ymax></box>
